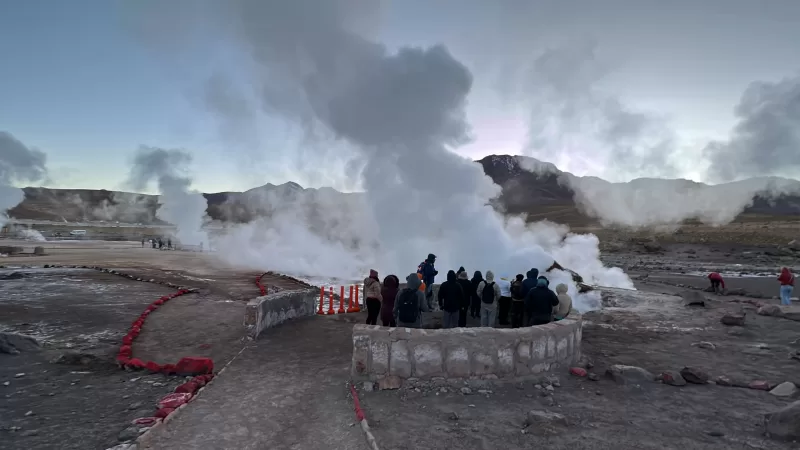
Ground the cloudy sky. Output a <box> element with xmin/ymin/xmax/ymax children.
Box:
<box><xmin>1</xmin><ymin>0</ymin><xmax>798</xmax><ymax>193</ymax></box>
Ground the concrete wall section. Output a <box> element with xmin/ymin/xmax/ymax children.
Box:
<box><xmin>351</xmin><ymin>316</ymin><xmax>582</xmax><ymax>383</ymax></box>
<box><xmin>245</xmin><ymin>289</ymin><xmax>318</xmax><ymax>339</ymax></box>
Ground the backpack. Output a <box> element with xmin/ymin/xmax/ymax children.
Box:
<box><xmin>397</xmin><ymin>289</ymin><xmax>419</xmax><ymax>323</ymax></box>
<box><xmin>481</xmin><ymin>282</ymin><xmax>496</xmax><ymax>304</ymax></box>
<box><xmin>510</xmin><ymin>280</ymin><xmax>523</xmax><ymax>299</ymax></box>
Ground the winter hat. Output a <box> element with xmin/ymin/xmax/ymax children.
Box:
<box><xmin>458</xmin><ymin>270</ymin><xmax>469</xmax><ymax>280</ymax></box>
<box><xmin>537</xmin><ymin>277</ymin><xmax>548</xmax><ymax>287</ymax></box>
<box><xmin>369</xmin><ymin>269</ymin><xmax>379</xmax><ymax>279</ymax></box>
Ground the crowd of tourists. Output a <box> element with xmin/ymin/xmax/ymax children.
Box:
<box><xmin>708</xmin><ymin>266</ymin><xmax>795</xmax><ymax>305</ymax></box>
<box><xmin>362</xmin><ymin>253</ymin><xmax>574</xmax><ymax>329</ymax></box>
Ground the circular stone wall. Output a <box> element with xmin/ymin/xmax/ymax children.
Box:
<box><xmin>351</xmin><ymin>315</ymin><xmax>582</xmax><ymax>384</ymax></box>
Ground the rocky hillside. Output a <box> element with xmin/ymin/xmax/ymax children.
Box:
<box><xmin>6</xmin><ymin>155</ymin><xmax>800</xmax><ymax>225</ymax></box>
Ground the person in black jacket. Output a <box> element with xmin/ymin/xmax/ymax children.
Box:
<box><xmin>456</xmin><ymin>270</ymin><xmax>473</xmax><ymax>327</ymax></box>
<box><xmin>438</xmin><ymin>270</ymin><xmax>465</xmax><ymax>329</ymax></box>
<box><xmin>521</xmin><ymin>268</ymin><xmax>540</xmax><ymax>298</ymax></box>
<box><xmin>469</xmin><ymin>271</ymin><xmax>483</xmax><ymax>318</ymax></box>
<box><xmin>524</xmin><ymin>277</ymin><xmax>559</xmax><ymax>326</ymax></box>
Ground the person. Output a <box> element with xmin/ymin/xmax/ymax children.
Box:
<box><xmin>708</xmin><ymin>272</ymin><xmax>725</xmax><ymax>294</ymax></box>
<box><xmin>167</xmin><ymin>238</ymin><xmax>172</xmax><ymax>249</ymax></box>
<box><xmin>497</xmin><ymin>276</ymin><xmax>512</xmax><ymax>325</ymax></box>
<box><xmin>457</xmin><ymin>266</ymin><xmax>466</xmax><ymax>276</ymax></box>
<box><xmin>380</xmin><ymin>274</ymin><xmax>400</xmax><ymax>327</ymax></box>
<box><xmin>141</xmin><ymin>238</ymin><xmax>145</xmax><ymax>248</ymax></box>
<box><xmin>778</xmin><ymin>267</ymin><xmax>795</xmax><ymax>306</ymax></box>
<box><xmin>476</xmin><ymin>270</ymin><xmax>501</xmax><ymax>327</ymax></box>
<box><xmin>524</xmin><ymin>277</ymin><xmax>559</xmax><ymax>326</ymax></box>
<box><xmin>537</xmin><ymin>275</ymin><xmax>550</xmax><ymax>287</ymax></box>
<box><xmin>438</xmin><ymin>270</ymin><xmax>465</xmax><ymax>329</ymax></box>
<box><xmin>510</xmin><ymin>274</ymin><xmax>526</xmax><ymax>328</ymax></box>
<box><xmin>417</xmin><ymin>254</ymin><xmax>438</xmax><ymax>310</ymax></box>
<box><xmin>456</xmin><ymin>270</ymin><xmax>473</xmax><ymax>327</ymax></box>
<box><xmin>158</xmin><ymin>238</ymin><xmax>163</xmax><ymax>249</ymax></box>
<box><xmin>416</xmin><ymin>273</ymin><xmax>427</xmax><ymax>295</ymax></box>
<box><xmin>469</xmin><ymin>271</ymin><xmax>484</xmax><ymax>318</ymax></box>
<box><xmin>553</xmin><ymin>283</ymin><xmax>572</xmax><ymax>320</ymax></box>
<box><xmin>521</xmin><ymin>268</ymin><xmax>540</xmax><ymax>298</ymax></box>
<box><xmin>394</xmin><ymin>273</ymin><xmax>430</xmax><ymax>328</ymax></box>
<box><xmin>199</xmin><ymin>242</ymin><xmax>204</xmax><ymax>252</ymax></box>
<box><xmin>363</xmin><ymin>269</ymin><xmax>383</xmax><ymax>325</ymax></box>
<box><xmin>151</xmin><ymin>239</ymin><xmax>157</xmax><ymax>249</ymax></box>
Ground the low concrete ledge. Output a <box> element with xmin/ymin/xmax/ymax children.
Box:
<box><xmin>244</xmin><ymin>288</ymin><xmax>318</xmax><ymax>339</ymax></box>
<box><xmin>351</xmin><ymin>315</ymin><xmax>582</xmax><ymax>384</ymax></box>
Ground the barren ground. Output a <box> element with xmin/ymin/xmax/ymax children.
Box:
<box><xmin>1</xmin><ymin>219</ymin><xmax>799</xmax><ymax>449</ymax></box>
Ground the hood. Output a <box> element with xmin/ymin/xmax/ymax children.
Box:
<box><xmin>556</xmin><ymin>283</ymin><xmax>568</xmax><ymax>294</ymax></box>
<box><xmin>406</xmin><ymin>273</ymin><xmax>422</xmax><ymax>290</ymax></box>
<box><xmin>471</xmin><ymin>271</ymin><xmax>483</xmax><ymax>282</ymax></box>
<box><xmin>369</xmin><ymin>269</ymin><xmax>379</xmax><ymax>279</ymax></box>
<box><xmin>458</xmin><ymin>271</ymin><xmax>469</xmax><ymax>280</ymax></box>
<box><xmin>457</xmin><ymin>266</ymin><xmax>465</xmax><ymax>274</ymax></box>
<box><xmin>538</xmin><ymin>276</ymin><xmax>550</xmax><ymax>286</ymax></box>
<box><xmin>383</xmin><ymin>275</ymin><xmax>399</xmax><ymax>289</ymax></box>
<box><xmin>781</xmin><ymin>267</ymin><xmax>793</xmax><ymax>277</ymax></box>
<box><xmin>427</xmin><ymin>253</ymin><xmax>436</xmax><ymax>263</ymax></box>
<box><xmin>446</xmin><ymin>270</ymin><xmax>457</xmax><ymax>282</ymax></box>
<box><xmin>537</xmin><ymin>278</ymin><xmax>548</xmax><ymax>287</ymax></box>
<box><xmin>485</xmin><ymin>270</ymin><xmax>495</xmax><ymax>282</ymax></box>
<box><xmin>526</xmin><ymin>268</ymin><xmax>539</xmax><ymax>279</ymax></box>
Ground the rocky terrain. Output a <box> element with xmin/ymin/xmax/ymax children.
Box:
<box><xmin>6</xmin><ymin>155</ymin><xmax>800</xmax><ymax>226</ymax></box>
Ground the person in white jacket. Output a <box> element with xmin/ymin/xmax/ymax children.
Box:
<box><xmin>476</xmin><ymin>270</ymin><xmax>502</xmax><ymax>327</ymax></box>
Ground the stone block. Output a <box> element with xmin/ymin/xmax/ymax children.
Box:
<box><xmin>472</xmin><ymin>352</ymin><xmax>495</xmax><ymax>376</ymax></box>
<box><xmin>378</xmin><ymin>375</ymin><xmax>402</xmax><ymax>390</ymax></box>
<box><xmin>371</xmin><ymin>341</ymin><xmax>389</xmax><ymax>375</ymax></box>
<box><xmin>390</xmin><ymin>340</ymin><xmax>411</xmax><ymax>377</ymax></box>
<box><xmin>530</xmin><ymin>362</ymin><xmax>551</xmax><ymax>374</ymax></box>
<box><xmin>557</xmin><ymin>337</ymin><xmax>568</xmax><ymax>361</ymax></box>
<box><xmin>546</xmin><ymin>335</ymin><xmax>557</xmax><ymax>359</ymax></box>
<box><xmin>497</xmin><ymin>347</ymin><xmax>514</xmax><ymax>375</ymax></box>
<box><xmin>532</xmin><ymin>336</ymin><xmax>546</xmax><ymax>362</ymax></box>
<box><xmin>445</xmin><ymin>347</ymin><xmax>471</xmax><ymax>378</ymax></box>
<box><xmin>412</xmin><ymin>343</ymin><xmax>443</xmax><ymax>378</ymax></box>
<box><xmin>352</xmin><ymin>334</ymin><xmax>370</xmax><ymax>377</ymax></box>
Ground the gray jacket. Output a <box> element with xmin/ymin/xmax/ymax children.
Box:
<box><xmin>394</xmin><ymin>273</ymin><xmax>429</xmax><ymax>327</ymax></box>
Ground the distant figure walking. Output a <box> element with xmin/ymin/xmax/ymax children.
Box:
<box><xmin>380</xmin><ymin>275</ymin><xmax>400</xmax><ymax>327</ymax></box>
<box><xmin>708</xmin><ymin>272</ymin><xmax>725</xmax><ymax>294</ymax></box>
<box><xmin>394</xmin><ymin>273</ymin><xmax>429</xmax><ymax>328</ymax></box>
<box><xmin>469</xmin><ymin>271</ymin><xmax>484</xmax><ymax>318</ymax></box>
<box><xmin>363</xmin><ymin>269</ymin><xmax>383</xmax><ymax>325</ymax></box>
<box><xmin>778</xmin><ymin>267</ymin><xmax>795</xmax><ymax>306</ymax></box>
<box><xmin>525</xmin><ymin>277</ymin><xmax>559</xmax><ymax>326</ymax></box>
<box><xmin>477</xmin><ymin>270</ymin><xmax>501</xmax><ymax>327</ymax></box>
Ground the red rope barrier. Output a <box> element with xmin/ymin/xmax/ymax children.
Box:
<box><xmin>255</xmin><ymin>273</ymin><xmax>268</xmax><ymax>296</ymax></box>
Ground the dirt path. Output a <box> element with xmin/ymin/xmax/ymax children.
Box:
<box><xmin>139</xmin><ymin>315</ymin><xmax>366</xmax><ymax>450</ymax></box>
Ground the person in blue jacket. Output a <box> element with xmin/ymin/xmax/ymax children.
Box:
<box><xmin>417</xmin><ymin>254</ymin><xmax>438</xmax><ymax>310</ymax></box>
<box><xmin>521</xmin><ymin>268</ymin><xmax>540</xmax><ymax>298</ymax></box>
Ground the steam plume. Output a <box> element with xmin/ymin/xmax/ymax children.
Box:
<box><xmin>126</xmin><ymin>146</ymin><xmax>209</xmax><ymax>247</ymax></box>
<box><xmin>0</xmin><ymin>131</ymin><xmax>48</xmax><ymax>229</ymax></box>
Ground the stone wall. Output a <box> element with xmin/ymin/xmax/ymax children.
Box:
<box><xmin>244</xmin><ymin>288</ymin><xmax>318</xmax><ymax>339</ymax></box>
<box><xmin>351</xmin><ymin>315</ymin><xmax>582</xmax><ymax>385</ymax></box>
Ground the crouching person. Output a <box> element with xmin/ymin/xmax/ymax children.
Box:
<box><xmin>394</xmin><ymin>273</ymin><xmax>430</xmax><ymax>328</ymax></box>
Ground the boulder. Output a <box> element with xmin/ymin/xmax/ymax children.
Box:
<box><xmin>0</xmin><ymin>271</ymin><xmax>26</xmax><ymax>281</ymax></box>
<box><xmin>0</xmin><ymin>332</ymin><xmax>41</xmax><ymax>355</ymax></box>
<box><xmin>720</xmin><ymin>312</ymin><xmax>746</xmax><ymax>326</ymax></box>
<box><xmin>769</xmin><ymin>382</ymin><xmax>798</xmax><ymax>398</ymax></box>
<box><xmin>757</xmin><ymin>304</ymin><xmax>784</xmax><ymax>317</ymax></box>
<box><xmin>33</xmin><ymin>246</ymin><xmax>46</xmax><ymax>256</ymax></box>
<box><xmin>661</xmin><ymin>370</ymin><xmax>687</xmax><ymax>386</ymax></box>
<box><xmin>765</xmin><ymin>400</ymin><xmax>800</xmax><ymax>440</ymax></box>
<box><xmin>606</xmin><ymin>365</ymin><xmax>655</xmax><ymax>385</ymax></box>
<box><xmin>680</xmin><ymin>367</ymin><xmax>710</xmax><ymax>384</ymax></box>
<box><xmin>682</xmin><ymin>291</ymin><xmax>706</xmax><ymax>307</ymax></box>
<box><xmin>524</xmin><ymin>410</ymin><xmax>568</xmax><ymax>428</ymax></box>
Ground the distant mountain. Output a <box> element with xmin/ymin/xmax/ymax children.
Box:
<box><xmin>6</xmin><ymin>154</ymin><xmax>800</xmax><ymax>225</ymax></box>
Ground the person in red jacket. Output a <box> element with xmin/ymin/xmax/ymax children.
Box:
<box><xmin>708</xmin><ymin>272</ymin><xmax>725</xmax><ymax>294</ymax></box>
<box><xmin>778</xmin><ymin>267</ymin><xmax>795</xmax><ymax>306</ymax></box>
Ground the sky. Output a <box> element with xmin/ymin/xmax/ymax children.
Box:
<box><xmin>1</xmin><ymin>0</ymin><xmax>799</xmax><ymax>194</ymax></box>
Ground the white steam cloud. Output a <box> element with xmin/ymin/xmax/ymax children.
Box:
<box><xmin>130</xmin><ymin>0</ymin><xmax>633</xmax><ymax>309</ymax></box>
<box><xmin>0</xmin><ymin>131</ymin><xmax>48</xmax><ymax>229</ymax></box>
<box><xmin>125</xmin><ymin>146</ymin><xmax>209</xmax><ymax>247</ymax></box>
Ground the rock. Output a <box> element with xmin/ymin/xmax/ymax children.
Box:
<box><xmin>3</xmin><ymin>381</ymin><xmax>9</xmax><ymax>386</ymax></box>
<box><xmin>118</xmin><ymin>426</ymin><xmax>140</xmax><ymax>442</ymax></box>
<box><xmin>682</xmin><ymin>291</ymin><xmax>707</xmax><ymax>307</ymax></box>
<box><xmin>378</xmin><ymin>376</ymin><xmax>402</xmax><ymax>390</ymax></box>
<box><xmin>127</xmin><ymin>401</ymin><xmax>143</xmax><ymax>410</ymax></box>
<box><xmin>588</xmin><ymin>373</ymin><xmax>599</xmax><ymax>381</ymax></box>
<box><xmin>757</xmin><ymin>304</ymin><xmax>784</xmax><ymax>317</ymax></box>
<box><xmin>362</xmin><ymin>381</ymin><xmax>374</xmax><ymax>392</ymax></box>
<box><xmin>769</xmin><ymin>382</ymin><xmax>798</xmax><ymax>397</ymax></box>
<box><xmin>0</xmin><ymin>270</ymin><xmax>25</xmax><ymax>279</ymax></box>
<box><xmin>460</xmin><ymin>387</ymin><xmax>472</xmax><ymax>395</ymax></box>
<box><xmin>448</xmin><ymin>412</ymin><xmax>459</xmax><ymax>421</ymax></box>
<box><xmin>606</xmin><ymin>365</ymin><xmax>655</xmax><ymax>385</ymax></box>
<box><xmin>714</xmin><ymin>375</ymin><xmax>734</xmax><ymax>386</ymax></box>
<box><xmin>0</xmin><ymin>332</ymin><xmax>40</xmax><ymax>355</ymax></box>
<box><xmin>569</xmin><ymin>367</ymin><xmax>587</xmax><ymax>377</ymax></box>
<box><xmin>691</xmin><ymin>341</ymin><xmax>716</xmax><ymax>350</ymax></box>
<box><xmin>706</xmin><ymin>430</ymin><xmax>724</xmax><ymax>437</ymax></box>
<box><xmin>661</xmin><ymin>371</ymin><xmax>687</xmax><ymax>386</ymax></box>
<box><xmin>720</xmin><ymin>312</ymin><xmax>746</xmax><ymax>326</ymax></box>
<box><xmin>601</xmin><ymin>292</ymin><xmax>619</xmax><ymax>308</ymax></box>
<box><xmin>545</xmin><ymin>385</ymin><xmax>554</xmax><ymax>392</ymax></box>
<box><xmin>642</xmin><ymin>242</ymin><xmax>663</xmax><ymax>253</ymax></box>
<box><xmin>749</xmin><ymin>380</ymin><xmax>772</xmax><ymax>391</ymax></box>
<box><xmin>25</xmin><ymin>410</ymin><xmax>34</xmax><ymax>416</ymax></box>
<box><xmin>524</xmin><ymin>410</ymin><xmax>568</xmax><ymax>428</ymax></box>
<box><xmin>766</xmin><ymin>400</ymin><xmax>800</xmax><ymax>440</ymax></box>
<box><xmin>14</xmin><ymin>373</ymin><xmax>25</xmax><ymax>378</ymax></box>
<box><xmin>33</xmin><ymin>246</ymin><xmax>45</xmax><ymax>256</ymax></box>
<box><xmin>680</xmin><ymin>367</ymin><xmax>710</xmax><ymax>384</ymax></box>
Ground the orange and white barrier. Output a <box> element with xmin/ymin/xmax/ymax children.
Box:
<box><xmin>317</xmin><ymin>285</ymin><xmax>362</xmax><ymax>315</ymax></box>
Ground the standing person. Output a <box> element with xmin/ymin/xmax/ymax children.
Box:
<box><xmin>417</xmin><ymin>254</ymin><xmax>439</xmax><ymax>310</ymax></box>
<box><xmin>477</xmin><ymin>270</ymin><xmax>501</xmax><ymax>327</ymax></box>
<box><xmin>380</xmin><ymin>274</ymin><xmax>400</xmax><ymax>327</ymax></box>
<box><xmin>141</xmin><ymin>237</ymin><xmax>145</xmax><ymax>248</ymax></box>
<box><xmin>456</xmin><ymin>270</ymin><xmax>473</xmax><ymax>327</ymax></box>
<box><xmin>438</xmin><ymin>270</ymin><xmax>465</xmax><ymax>329</ymax></box>
<box><xmin>708</xmin><ymin>272</ymin><xmax>725</xmax><ymax>294</ymax></box>
<box><xmin>521</xmin><ymin>268</ymin><xmax>540</xmax><ymax>298</ymax></box>
<box><xmin>363</xmin><ymin>269</ymin><xmax>383</xmax><ymax>325</ymax></box>
<box><xmin>394</xmin><ymin>273</ymin><xmax>430</xmax><ymax>328</ymax></box>
<box><xmin>510</xmin><ymin>274</ymin><xmax>526</xmax><ymax>328</ymax></box>
<box><xmin>553</xmin><ymin>283</ymin><xmax>573</xmax><ymax>320</ymax></box>
<box><xmin>469</xmin><ymin>271</ymin><xmax>484</xmax><ymax>318</ymax></box>
<box><xmin>158</xmin><ymin>238</ymin><xmax>163</xmax><ymax>249</ymax></box>
<box><xmin>778</xmin><ymin>267</ymin><xmax>795</xmax><ymax>306</ymax></box>
<box><xmin>151</xmin><ymin>239</ymin><xmax>157</xmax><ymax>249</ymax></box>
<box><xmin>497</xmin><ymin>276</ymin><xmax>512</xmax><ymax>325</ymax></box>
<box><xmin>167</xmin><ymin>238</ymin><xmax>172</xmax><ymax>249</ymax></box>
<box><xmin>525</xmin><ymin>277</ymin><xmax>559</xmax><ymax>326</ymax></box>
<box><xmin>457</xmin><ymin>266</ymin><xmax>466</xmax><ymax>276</ymax></box>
